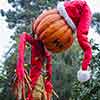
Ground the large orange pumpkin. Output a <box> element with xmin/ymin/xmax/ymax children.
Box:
<box><xmin>33</xmin><ymin>9</ymin><xmax>74</xmax><ymax>53</ymax></box>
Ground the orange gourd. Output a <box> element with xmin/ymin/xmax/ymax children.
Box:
<box><xmin>33</xmin><ymin>9</ymin><xmax>74</xmax><ymax>53</ymax></box>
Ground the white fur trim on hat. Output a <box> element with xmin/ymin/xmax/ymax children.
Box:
<box><xmin>57</xmin><ymin>1</ymin><xmax>76</xmax><ymax>31</ymax></box>
<box><xmin>77</xmin><ymin>69</ymin><xmax>91</xmax><ymax>82</ymax></box>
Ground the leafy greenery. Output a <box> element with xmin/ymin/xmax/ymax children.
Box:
<box><xmin>91</xmin><ymin>13</ymin><xmax>100</xmax><ymax>33</ymax></box>
<box><xmin>71</xmin><ymin>40</ymin><xmax>100</xmax><ymax>100</ymax></box>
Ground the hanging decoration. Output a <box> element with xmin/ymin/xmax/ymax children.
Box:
<box><xmin>33</xmin><ymin>9</ymin><xmax>74</xmax><ymax>53</ymax></box>
<box><xmin>13</xmin><ymin>0</ymin><xmax>92</xmax><ymax>100</ymax></box>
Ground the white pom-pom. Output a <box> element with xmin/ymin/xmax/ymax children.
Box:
<box><xmin>77</xmin><ymin>69</ymin><xmax>91</xmax><ymax>82</ymax></box>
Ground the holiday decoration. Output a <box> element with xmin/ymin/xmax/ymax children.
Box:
<box><xmin>57</xmin><ymin>0</ymin><xmax>92</xmax><ymax>82</ymax></box>
<box><xmin>14</xmin><ymin>0</ymin><xmax>92</xmax><ymax>100</ymax></box>
<box><xmin>14</xmin><ymin>32</ymin><xmax>54</xmax><ymax>100</ymax></box>
<box><xmin>33</xmin><ymin>9</ymin><xmax>73</xmax><ymax>53</ymax></box>
<box><xmin>33</xmin><ymin>0</ymin><xmax>92</xmax><ymax>82</ymax></box>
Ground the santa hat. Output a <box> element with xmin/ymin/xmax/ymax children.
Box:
<box><xmin>57</xmin><ymin>1</ymin><xmax>92</xmax><ymax>82</ymax></box>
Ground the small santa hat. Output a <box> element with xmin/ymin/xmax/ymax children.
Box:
<box><xmin>57</xmin><ymin>1</ymin><xmax>92</xmax><ymax>82</ymax></box>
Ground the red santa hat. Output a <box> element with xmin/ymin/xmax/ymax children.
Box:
<box><xmin>57</xmin><ymin>1</ymin><xmax>92</xmax><ymax>82</ymax></box>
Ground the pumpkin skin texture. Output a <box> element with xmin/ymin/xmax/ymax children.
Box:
<box><xmin>33</xmin><ymin>9</ymin><xmax>74</xmax><ymax>53</ymax></box>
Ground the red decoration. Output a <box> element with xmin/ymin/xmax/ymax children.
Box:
<box><xmin>16</xmin><ymin>32</ymin><xmax>52</xmax><ymax>100</ymax></box>
<box><xmin>15</xmin><ymin>0</ymin><xmax>92</xmax><ymax>99</ymax></box>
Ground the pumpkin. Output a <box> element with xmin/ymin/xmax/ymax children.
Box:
<box><xmin>33</xmin><ymin>9</ymin><xmax>74</xmax><ymax>53</ymax></box>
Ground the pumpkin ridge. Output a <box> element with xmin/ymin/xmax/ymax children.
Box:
<box><xmin>33</xmin><ymin>9</ymin><xmax>58</xmax><ymax>31</ymax></box>
<box><xmin>35</xmin><ymin>14</ymin><xmax>62</xmax><ymax>35</ymax></box>
<box><xmin>60</xmin><ymin>28</ymin><xmax>73</xmax><ymax>49</ymax></box>
<box><xmin>39</xmin><ymin>19</ymin><xmax>66</xmax><ymax>40</ymax></box>
<box><xmin>43</xmin><ymin>25</ymin><xmax>69</xmax><ymax>42</ymax></box>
